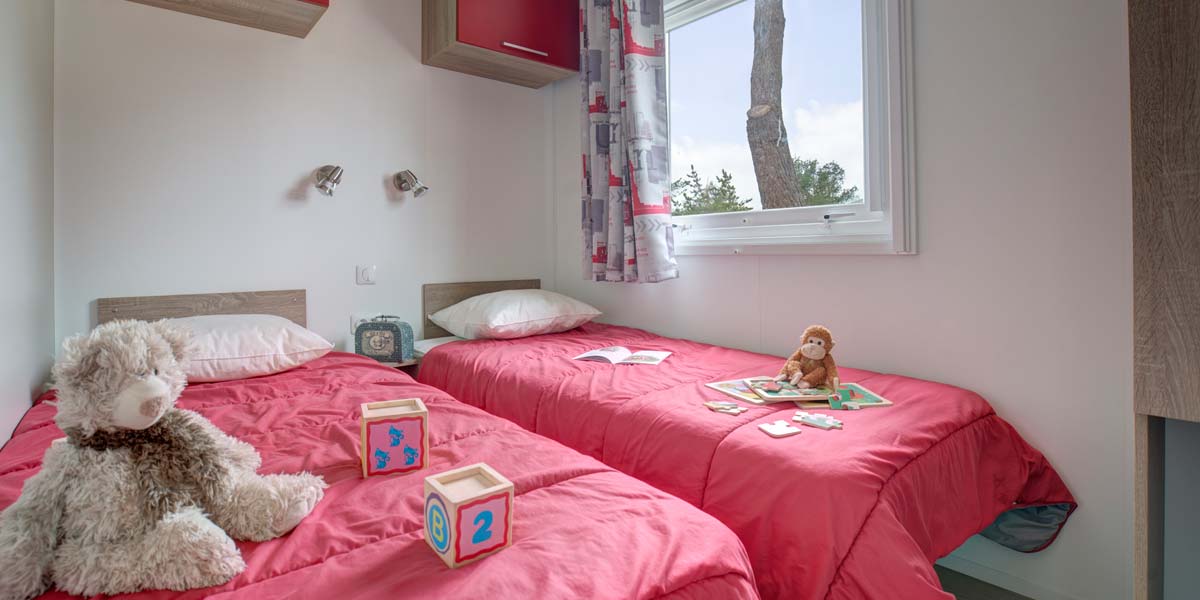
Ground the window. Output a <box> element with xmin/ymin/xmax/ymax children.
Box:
<box><xmin>665</xmin><ymin>0</ymin><xmax>914</xmax><ymax>255</ymax></box>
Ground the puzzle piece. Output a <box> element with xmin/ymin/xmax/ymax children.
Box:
<box><xmin>704</xmin><ymin>401</ymin><xmax>740</xmax><ymax>410</ymax></box>
<box><xmin>793</xmin><ymin>411</ymin><xmax>843</xmax><ymax>430</ymax></box>
<box><xmin>715</xmin><ymin>407</ymin><xmax>748</xmax><ymax>415</ymax></box>
<box><xmin>704</xmin><ymin>400</ymin><xmax>749</xmax><ymax>415</ymax></box>
<box><xmin>759</xmin><ymin>420</ymin><xmax>802</xmax><ymax>438</ymax></box>
<box><xmin>700</xmin><ymin>400</ymin><xmax>748</xmax><ymax>415</ymax></box>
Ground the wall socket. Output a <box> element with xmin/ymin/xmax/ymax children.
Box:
<box><xmin>356</xmin><ymin>264</ymin><xmax>377</xmax><ymax>285</ymax></box>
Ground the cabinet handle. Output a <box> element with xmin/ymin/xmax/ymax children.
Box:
<box><xmin>501</xmin><ymin>42</ymin><xmax>549</xmax><ymax>57</ymax></box>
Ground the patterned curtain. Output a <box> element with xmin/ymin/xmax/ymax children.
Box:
<box><xmin>581</xmin><ymin>0</ymin><xmax>679</xmax><ymax>283</ymax></box>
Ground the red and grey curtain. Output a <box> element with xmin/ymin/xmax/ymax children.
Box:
<box><xmin>581</xmin><ymin>0</ymin><xmax>679</xmax><ymax>283</ymax></box>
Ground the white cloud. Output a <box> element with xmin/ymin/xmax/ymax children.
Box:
<box><xmin>669</xmin><ymin>100</ymin><xmax>864</xmax><ymax>211</ymax></box>
<box><xmin>791</xmin><ymin>100</ymin><xmax>865</xmax><ymax>194</ymax></box>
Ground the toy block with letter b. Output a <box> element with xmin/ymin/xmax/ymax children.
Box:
<box><xmin>424</xmin><ymin>463</ymin><xmax>514</xmax><ymax>568</ymax></box>
<box><xmin>360</xmin><ymin>398</ymin><xmax>428</xmax><ymax>477</ymax></box>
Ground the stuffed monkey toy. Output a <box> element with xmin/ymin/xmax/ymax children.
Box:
<box><xmin>777</xmin><ymin>325</ymin><xmax>839</xmax><ymax>389</ymax></box>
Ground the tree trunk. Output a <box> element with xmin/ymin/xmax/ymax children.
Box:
<box><xmin>747</xmin><ymin>0</ymin><xmax>803</xmax><ymax>209</ymax></box>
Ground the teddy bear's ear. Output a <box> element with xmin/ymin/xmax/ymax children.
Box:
<box><xmin>54</xmin><ymin>334</ymin><xmax>101</xmax><ymax>387</ymax></box>
<box><xmin>152</xmin><ymin>320</ymin><xmax>193</xmax><ymax>361</ymax></box>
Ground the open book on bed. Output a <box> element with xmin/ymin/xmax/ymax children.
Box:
<box><xmin>574</xmin><ymin>346</ymin><xmax>672</xmax><ymax>365</ymax></box>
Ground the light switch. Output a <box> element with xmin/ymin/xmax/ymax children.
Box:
<box><xmin>356</xmin><ymin>265</ymin><xmax>377</xmax><ymax>285</ymax></box>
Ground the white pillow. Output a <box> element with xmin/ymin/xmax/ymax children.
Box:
<box><xmin>428</xmin><ymin>289</ymin><xmax>600</xmax><ymax>340</ymax></box>
<box><xmin>169</xmin><ymin>314</ymin><xmax>333</xmax><ymax>383</ymax></box>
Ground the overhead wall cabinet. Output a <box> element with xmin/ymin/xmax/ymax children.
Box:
<box><xmin>126</xmin><ymin>0</ymin><xmax>329</xmax><ymax>38</ymax></box>
<box><xmin>422</xmin><ymin>0</ymin><xmax>580</xmax><ymax>89</ymax></box>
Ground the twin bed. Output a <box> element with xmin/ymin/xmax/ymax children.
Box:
<box><xmin>416</xmin><ymin>280</ymin><xmax>1077</xmax><ymax>600</ymax></box>
<box><xmin>0</xmin><ymin>284</ymin><xmax>1075</xmax><ymax>599</ymax></box>
<box><xmin>0</xmin><ymin>291</ymin><xmax>758</xmax><ymax>599</ymax></box>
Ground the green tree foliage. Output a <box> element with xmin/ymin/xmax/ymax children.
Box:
<box><xmin>671</xmin><ymin>165</ymin><xmax>753</xmax><ymax>216</ymax></box>
<box><xmin>671</xmin><ymin>159</ymin><xmax>860</xmax><ymax>216</ymax></box>
<box><xmin>793</xmin><ymin>158</ymin><xmax>861</xmax><ymax>206</ymax></box>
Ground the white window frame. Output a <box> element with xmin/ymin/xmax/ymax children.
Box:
<box><xmin>665</xmin><ymin>0</ymin><xmax>916</xmax><ymax>256</ymax></box>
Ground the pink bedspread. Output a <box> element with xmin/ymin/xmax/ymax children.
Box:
<box><xmin>419</xmin><ymin>324</ymin><xmax>1076</xmax><ymax>600</ymax></box>
<box><xmin>0</xmin><ymin>352</ymin><xmax>758</xmax><ymax>600</ymax></box>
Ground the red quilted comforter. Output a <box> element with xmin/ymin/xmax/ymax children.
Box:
<box><xmin>0</xmin><ymin>353</ymin><xmax>758</xmax><ymax>599</ymax></box>
<box><xmin>418</xmin><ymin>323</ymin><xmax>1076</xmax><ymax>600</ymax></box>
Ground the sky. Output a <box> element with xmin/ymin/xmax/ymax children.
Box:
<box><xmin>668</xmin><ymin>0</ymin><xmax>863</xmax><ymax>210</ymax></box>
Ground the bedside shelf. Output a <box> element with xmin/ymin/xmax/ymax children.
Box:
<box><xmin>381</xmin><ymin>358</ymin><xmax>421</xmax><ymax>378</ymax></box>
<box><xmin>380</xmin><ymin>360</ymin><xmax>419</xmax><ymax>368</ymax></box>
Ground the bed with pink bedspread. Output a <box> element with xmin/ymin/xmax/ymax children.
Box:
<box><xmin>0</xmin><ymin>352</ymin><xmax>759</xmax><ymax>600</ymax></box>
<box><xmin>418</xmin><ymin>323</ymin><xmax>1077</xmax><ymax>600</ymax></box>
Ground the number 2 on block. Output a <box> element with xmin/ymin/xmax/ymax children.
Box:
<box><xmin>472</xmin><ymin>510</ymin><xmax>494</xmax><ymax>544</ymax></box>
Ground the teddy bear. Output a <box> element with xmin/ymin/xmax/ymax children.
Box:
<box><xmin>777</xmin><ymin>325</ymin><xmax>839</xmax><ymax>389</ymax></box>
<box><xmin>0</xmin><ymin>320</ymin><xmax>326</xmax><ymax>600</ymax></box>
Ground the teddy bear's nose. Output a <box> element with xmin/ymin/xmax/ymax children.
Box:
<box><xmin>139</xmin><ymin>397</ymin><xmax>164</xmax><ymax>418</ymax></box>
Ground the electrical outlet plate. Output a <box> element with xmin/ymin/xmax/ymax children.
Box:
<box><xmin>356</xmin><ymin>265</ymin><xmax>377</xmax><ymax>285</ymax></box>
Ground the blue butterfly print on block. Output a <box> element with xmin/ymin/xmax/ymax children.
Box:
<box><xmin>374</xmin><ymin>448</ymin><xmax>390</xmax><ymax>470</ymax></box>
<box><xmin>403</xmin><ymin>445</ymin><xmax>418</xmax><ymax>466</ymax></box>
<box><xmin>388</xmin><ymin>425</ymin><xmax>405</xmax><ymax>447</ymax></box>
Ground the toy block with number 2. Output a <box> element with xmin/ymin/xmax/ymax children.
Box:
<box><xmin>360</xmin><ymin>398</ymin><xmax>429</xmax><ymax>477</ymax></box>
<box><xmin>424</xmin><ymin>463</ymin><xmax>514</xmax><ymax>568</ymax></box>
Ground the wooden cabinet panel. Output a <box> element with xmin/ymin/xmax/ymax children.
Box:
<box><xmin>1132</xmin><ymin>0</ymin><xmax>1200</xmax><ymax>423</ymax></box>
<box><xmin>126</xmin><ymin>0</ymin><xmax>328</xmax><ymax>38</ymax></box>
<box><xmin>423</xmin><ymin>0</ymin><xmax>578</xmax><ymax>89</ymax></box>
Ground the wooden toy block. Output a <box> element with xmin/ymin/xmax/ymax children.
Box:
<box><xmin>424</xmin><ymin>463</ymin><xmax>515</xmax><ymax>568</ymax></box>
<box><xmin>793</xmin><ymin>411</ymin><xmax>843</xmax><ymax>430</ymax></box>
<box><xmin>759</xmin><ymin>420</ymin><xmax>802</xmax><ymax>438</ymax></box>
<box><xmin>360</xmin><ymin>398</ymin><xmax>429</xmax><ymax>478</ymax></box>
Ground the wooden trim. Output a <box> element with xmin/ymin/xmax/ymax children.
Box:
<box><xmin>421</xmin><ymin>0</ymin><xmax>576</xmax><ymax>89</ymax></box>
<box><xmin>125</xmin><ymin>0</ymin><xmax>328</xmax><ymax>39</ymax></box>
<box><xmin>1131</xmin><ymin>0</ymin><xmax>1200</xmax><ymax>422</ymax></box>
<box><xmin>1134</xmin><ymin>413</ymin><xmax>1165</xmax><ymax>600</ymax></box>
<box><xmin>421</xmin><ymin>279</ymin><xmax>541</xmax><ymax>339</ymax></box>
<box><xmin>97</xmin><ymin>290</ymin><xmax>307</xmax><ymax>327</ymax></box>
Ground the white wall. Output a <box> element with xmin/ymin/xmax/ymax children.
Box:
<box><xmin>1</xmin><ymin>0</ymin><xmax>55</xmax><ymax>439</ymax></box>
<box><xmin>551</xmin><ymin>1</ymin><xmax>1131</xmax><ymax>599</ymax></box>
<box><xmin>53</xmin><ymin>0</ymin><xmax>556</xmax><ymax>349</ymax></box>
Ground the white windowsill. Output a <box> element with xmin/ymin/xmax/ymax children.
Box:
<box><xmin>676</xmin><ymin>234</ymin><xmax>910</xmax><ymax>256</ymax></box>
<box><xmin>674</xmin><ymin>209</ymin><xmax>915</xmax><ymax>256</ymax></box>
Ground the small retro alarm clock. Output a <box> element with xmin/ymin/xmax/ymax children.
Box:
<box><xmin>354</xmin><ymin>315</ymin><xmax>414</xmax><ymax>363</ymax></box>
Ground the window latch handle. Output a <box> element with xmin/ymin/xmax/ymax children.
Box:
<box><xmin>823</xmin><ymin>211</ymin><xmax>855</xmax><ymax>229</ymax></box>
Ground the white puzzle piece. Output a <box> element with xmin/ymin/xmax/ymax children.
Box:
<box><xmin>793</xmin><ymin>411</ymin><xmax>843</xmax><ymax>430</ymax></box>
<box><xmin>759</xmin><ymin>420</ymin><xmax>802</xmax><ymax>438</ymax></box>
<box><xmin>704</xmin><ymin>401</ymin><xmax>749</xmax><ymax>416</ymax></box>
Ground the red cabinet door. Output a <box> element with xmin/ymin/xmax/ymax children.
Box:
<box><xmin>457</xmin><ymin>0</ymin><xmax>580</xmax><ymax>71</ymax></box>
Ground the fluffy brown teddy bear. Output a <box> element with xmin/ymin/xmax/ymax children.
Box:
<box><xmin>0</xmin><ymin>320</ymin><xmax>326</xmax><ymax>599</ymax></box>
<box><xmin>777</xmin><ymin>325</ymin><xmax>839</xmax><ymax>389</ymax></box>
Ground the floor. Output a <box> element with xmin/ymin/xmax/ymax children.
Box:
<box><xmin>936</xmin><ymin>566</ymin><xmax>1033</xmax><ymax>600</ymax></box>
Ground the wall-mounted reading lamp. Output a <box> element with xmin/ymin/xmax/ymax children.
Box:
<box><xmin>393</xmin><ymin>170</ymin><xmax>429</xmax><ymax>197</ymax></box>
<box><xmin>314</xmin><ymin>165</ymin><xmax>343</xmax><ymax>196</ymax></box>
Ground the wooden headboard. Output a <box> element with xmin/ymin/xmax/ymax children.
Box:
<box><xmin>96</xmin><ymin>290</ymin><xmax>307</xmax><ymax>326</ymax></box>
<box><xmin>421</xmin><ymin>279</ymin><xmax>541</xmax><ymax>338</ymax></box>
